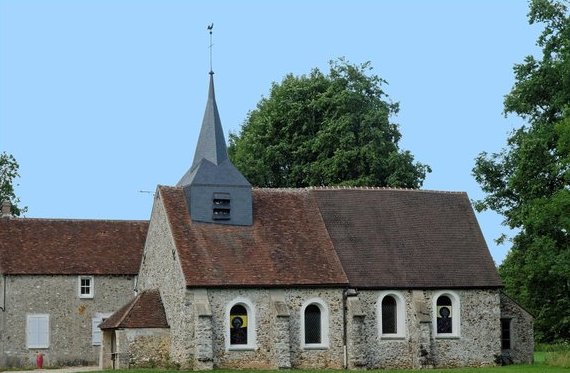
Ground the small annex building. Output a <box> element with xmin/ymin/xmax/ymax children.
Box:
<box><xmin>94</xmin><ymin>72</ymin><xmax>534</xmax><ymax>370</ymax></box>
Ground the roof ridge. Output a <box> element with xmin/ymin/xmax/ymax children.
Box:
<box><xmin>252</xmin><ymin>186</ymin><xmax>466</xmax><ymax>195</ymax></box>
<box><xmin>0</xmin><ymin>217</ymin><xmax>149</xmax><ymax>223</ymax></box>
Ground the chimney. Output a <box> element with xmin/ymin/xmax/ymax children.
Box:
<box><xmin>1</xmin><ymin>200</ymin><xmax>12</xmax><ymax>218</ymax></box>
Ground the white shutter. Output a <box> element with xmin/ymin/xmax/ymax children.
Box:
<box><xmin>27</xmin><ymin>314</ymin><xmax>49</xmax><ymax>348</ymax></box>
<box><xmin>92</xmin><ymin>317</ymin><xmax>102</xmax><ymax>345</ymax></box>
<box><xmin>92</xmin><ymin>313</ymin><xmax>112</xmax><ymax>346</ymax></box>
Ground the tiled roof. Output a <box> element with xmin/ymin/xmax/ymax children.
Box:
<box><xmin>159</xmin><ymin>186</ymin><xmax>349</xmax><ymax>287</ymax></box>
<box><xmin>99</xmin><ymin>289</ymin><xmax>169</xmax><ymax>330</ymax></box>
<box><xmin>159</xmin><ymin>186</ymin><xmax>501</xmax><ymax>289</ymax></box>
<box><xmin>0</xmin><ymin>218</ymin><xmax>148</xmax><ymax>275</ymax></box>
<box><xmin>312</xmin><ymin>188</ymin><xmax>502</xmax><ymax>289</ymax></box>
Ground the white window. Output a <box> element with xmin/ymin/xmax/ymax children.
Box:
<box><xmin>377</xmin><ymin>291</ymin><xmax>406</xmax><ymax>339</ymax></box>
<box><xmin>301</xmin><ymin>298</ymin><xmax>329</xmax><ymax>349</ymax></box>
<box><xmin>78</xmin><ymin>276</ymin><xmax>94</xmax><ymax>298</ymax></box>
<box><xmin>433</xmin><ymin>291</ymin><xmax>461</xmax><ymax>338</ymax></box>
<box><xmin>27</xmin><ymin>314</ymin><xmax>49</xmax><ymax>349</ymax></box>
<box><xmin>225</xmin><ymin>298</ymin><xmax>256</xmax><ymax>350</ymax></box>
<box><xmin>92</xmin><ymin>313</ymin><xmax>112</xmax><ymax>346</ymax></box>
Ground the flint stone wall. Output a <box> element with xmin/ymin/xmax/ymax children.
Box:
<box><xmin>137</xmin><ymin>192</ymin><xmax>195</xmax><ymax>369</ymax></box>
<box><xmin>352</xmin><ymin>289</ymin><xmax>501</xmax><ymax>369</ymax></box>
<box><xmin>207</xmin><ymin>288</ymin><xmax>344</xmax><ymax>370</ymax></box>
<box><xmin>500</xmin><ymin>292</ymin><xmax>534</xmax><ymax>364</ymax></box>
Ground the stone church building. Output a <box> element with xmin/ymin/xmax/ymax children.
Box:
<box><xmin>0</xmin><ymin>72</ymin><xmax>533</xmax><ymax>370</ymax></box>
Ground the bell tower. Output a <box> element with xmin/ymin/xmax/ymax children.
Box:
<box><xmin>177</xmin><ymin>71</ymin><xmax>253</xmax><ymax>226</ymax></box>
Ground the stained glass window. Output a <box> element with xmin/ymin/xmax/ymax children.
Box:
<box><xmin>230</xmin><ymin>304</ymin><xmax>248</xmax><ymax>345</ymax></box>
<box><xmin>436</xmin><ymin>295</ymin><xmax>452</xmax><ymax>334</ymax></box>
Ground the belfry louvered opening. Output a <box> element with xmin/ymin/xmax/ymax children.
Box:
<box><xmin>212</xmin><ymin>192</ymin><xmax>231</xmax><ymax>220</ymax></box>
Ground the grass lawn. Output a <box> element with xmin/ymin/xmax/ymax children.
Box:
<box><xmin>104</xmin><ymin>362</ymin><xmax>568</xmax><ymax>373</ymax></box>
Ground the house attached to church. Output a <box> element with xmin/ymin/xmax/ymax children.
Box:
<box><xmin>0</xmin><ymin>72</ymin><xmax>533</xmax><ymax>370</ymax></box>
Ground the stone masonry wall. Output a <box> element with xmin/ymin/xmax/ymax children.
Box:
<box><xmin>500</xmin><ymin>292</ymin><xmax>534</xmax><ymax>364</ymax></box>
<box><xmin>207</xmin><ymin>288</ymin><xmax>344</xmax><ymax>370</ymax></box>
<box><xmin>0</xmin><ymin>274</ymin><xmax>135</xmax><ymax>368</ymax></box>
<box><xmin>353</xmin><ymin>289</ymin><xmax>501</xmax><ymax>369</ymax></box>
<box><xmin>136</xmin><ymin>192</ymin><xmax>194</xmax><ymax>368</ymax></box>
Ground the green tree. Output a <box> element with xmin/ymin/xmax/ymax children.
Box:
<box><xmin>228</xmin><ymin>59</ymin><xmax>430</xmax><ymax>188</ymax></box>
<box><xmin>0</xmin><ymin>151</ymin><xmax>27</xmax><ymax>216</ymax></box>
<box><xmin>473</xmin><ymin>0</ymin><xmax>570</xmax><ymax>342</ymax></box>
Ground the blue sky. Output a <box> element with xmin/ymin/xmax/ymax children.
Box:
<box><xmin>1</xmin><ymin>1</ymin><xmax>541</xmax><ymax>264</ymax></box>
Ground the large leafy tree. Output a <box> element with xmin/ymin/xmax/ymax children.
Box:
<box><xmin>473</xmin><ymin>0</ymin><xmax>570</xmax><ymax>342</ymax></box>
<box><xmin>228</xmin><ymin>59</ymin><xmax>430</xmax><ymax>188</ymax></box>
<box><xmin>0</xmin><ymin>151</ymin><xmax>27</xmax><ymax>216</ymax></box>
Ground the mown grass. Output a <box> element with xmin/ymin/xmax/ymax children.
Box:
<box><xmin>105</xmin><ymin>366</ymin><xmax>567</xmax><ymax>373</ymax></box>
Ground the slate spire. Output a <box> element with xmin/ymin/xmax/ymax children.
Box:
<box><xmin>191</xmin><ymin>72</ymin><xmax>228</xmax><ymax>169</ymax></box>
<box><xmin>177</xmin><ymin>71</ymin><xmax>253</xmax><ymax>226</ymax></box>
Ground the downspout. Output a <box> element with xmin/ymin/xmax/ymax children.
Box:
<box><xmin>342</xmin><ymin>289</ymin><xmax>347</xmax><ymax>369</ymax></box>
<box><xmin>343</xmin><ymin>288</ymin><xmax>358</xmax><ymax>369</ymax></box>
<box><xmin>0</xmin><ymin>274</ymin><xmax>6</xmax><ymax>312</ymax></box>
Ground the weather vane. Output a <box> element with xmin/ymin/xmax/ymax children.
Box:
<box><xmin>207</xmin><ymin>23</ymin><xmax>214</xmax><ymax>74</ymax></box>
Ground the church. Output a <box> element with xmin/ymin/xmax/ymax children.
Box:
<box><xmin>0</xmin><ymin>71</ymin><xmax>533</xmax><ymax>370</ymax></box>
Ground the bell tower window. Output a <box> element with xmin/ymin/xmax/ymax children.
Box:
<box><xmin>212</xmin><ymin>193</ymin><xmax>231</xmax><ymax>220</ymax></box>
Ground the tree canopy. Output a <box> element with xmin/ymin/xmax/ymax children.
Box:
<box><xmin>228</xmin><ymin>59</ymin><xmax>430</xmax><ymax>188</ymax></box>
<box><xmin>473</xmin><ymin>0</ymin><xmax>570</xmax><ymax>342</ymax></box>
<box><xmin>0</xmin><ymin>151</ymin><xmax>27</xmax><ymax>216</ymax></box>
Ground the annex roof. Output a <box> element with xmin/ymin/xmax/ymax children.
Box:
<box><xmin>0</xmin><ymin>218</ymin><xmax>148</xmax><ymax>275</ymax></box>
<box><xmin>159</xmin><ymin>186</ymin><xmax>349</xmax><ymax>287</ymax></box>
<box><xmin>99</xmin><ymin>289</ymin><xmax>169</xmax><ymax>330</ymax></box>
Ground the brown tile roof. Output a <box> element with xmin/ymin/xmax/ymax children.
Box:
<box><xmin>159</xmin><ymin>186</ymin><xmax>349</xmax><ymax>287</ymax></box>
<box><xmin>0</xmin><ymin>218</ymin><xmax>148</xmax><ymax>275</ymax></box>
<box><xmin>99</xmin><ymin>289</ymin><xmax>169</xmax><ymax>330</ymax></box>
<box><xmin>312</xmin><ymin>188</ymin><xmax>502</xmax><ymax>289</ymax></box>
<box><xmin>159</xmin><ymin>186</ymin><xmax>500</xmax><ymax>289</ymax></box>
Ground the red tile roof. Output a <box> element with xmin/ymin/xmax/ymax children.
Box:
<box><xmin>312</xmin><ymin>188</ymin><xmax>502</xmax><ymax>289</ymax></box>
<box><xmin>159</xmin><ymin>186</ymin><xmax>349</xmax><ymax>287</ymax></box>
<box><xmin>0</xmin><ymin>218</ymin><xmax>148</xmax><ymax>275</ymax></box>
<box><xmin>99</xmin><ymin>289</ymin><xmax>169</xmax><ymax>330</ymax></box>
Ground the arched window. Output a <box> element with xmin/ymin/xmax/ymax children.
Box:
<box><xmin>433</xmin><ymin>291</ymin><xmax>460</xmax><ymax>338</ymax></box>
<box><xmin>304</xmin><ymin>304</ymin><xmax>321</xmax><ymax>344</ymax></box>
<box><xmin>225</xmin><ymin>298</ymin><xmax>256</xmax><ymax>350</ymax></box>
<box><xmin>301</xmin><ymin>299</ymin><xmax>329</xmax><ymax>349</ymax></box>
<box><xmin>436</xmin><ymin>296</ymin><xmax>452</xmax><ymax>334</ymax></box>
<box><xmin>382</xmin><ymin>296</ymin><xmax>397</xmax><ymax>334</ymax></box>
<box><xmin>230</xmin><ymin>304</ymin><xmax>248</xmax><ymax>345</ymax></box>
<box><xmin>377</xmin><ymin>291</ymin><xmax>406</xmax><ymax>338</ymax></box>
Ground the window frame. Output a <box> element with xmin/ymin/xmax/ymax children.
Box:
<box><xmin>377</xmin><ymin>291</ymin><xmax>406</xmax><ymax>339</ymax></box>
<box><xmin>78</xmin><ymin>275</ymin><xmax>95</xmax><ymax>299</ymax></box>
<box><xmin>26</xmin><ymin>314</ymin><xmax>49</xmax><ymax>349</ymax></box>
<box><xmin>433</xmin><ymin>291</ymin><xmax>461</xmax><ymax>338</ymax></box>
<box><xmin>301</xmin><ymin>298</ymin><xmax>329</xmax><ymax>350</ymax></box>
<box><xmin>225</xmin><ymin>298</ymin><xmax>256</xmax><ymax>351</ymax></box>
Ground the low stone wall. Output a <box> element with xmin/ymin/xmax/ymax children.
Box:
<box><xmin>127</xmin><ymin>329</ymin><xmax>172</xmax><ymax>368</ymax></box>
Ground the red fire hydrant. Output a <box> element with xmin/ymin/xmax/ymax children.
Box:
<box><xmin>36</xmin><ymin>351</ymin><xmax>43</xmax><ymax>369</ymax></box>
